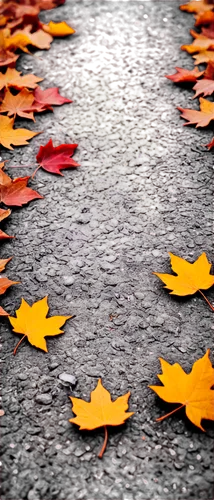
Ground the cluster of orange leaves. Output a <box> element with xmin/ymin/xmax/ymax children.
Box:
<box><xmin>166</xmin><ymin>0</ymin><xmax>214</xmax><ymax>149</ymax></box>
<box><xmin>0</xmin><ymin>0</ymin><xmax>75</xmax><ymax>315</ymax></box>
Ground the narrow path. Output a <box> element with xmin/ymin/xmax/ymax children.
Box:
<box><xmin>1</xmin><ymin>1</ymin><xmax>213</xmax><ymax>499</ymax></box>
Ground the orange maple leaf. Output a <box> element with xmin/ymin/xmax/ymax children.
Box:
<box><xmin>180</xmin><ymin>0</ymin><xmax>213</xmax><ymax>14</ymax></box>
<box><xmin>0</xmin><ymin>256</ymin><xmax>19</xmax><ymax>316</ymax></box>
<box><xmin>149</xmin><ymin>350</ymin><xmax>214</xmax><ymax>431</ymax></box>
<box><xmin>0</xmin><ymin>162</ymin><xmax>43</xmax><ymax>207</ymax></box>
<box><xmin>181</xmin><ymin>36</ymin><xmax>214</xmax><ymax>54</ymax></box>
<box><xmin>69</xmin><ymin>379</ymin><xmax>134</xmax><ymax>458</ymax></box>
<box><xmin>206</xmin><ymin>136</ymin><xmax>214</xmax><ymax>149</ymax></box>
<box><xmin>166</xmin><ymin>66</ymin><xmax>204</xmax><ymax>83</ymax></box>
<box><xmin>0</xmin><ymin>115</ymin><xmax>40</xmax><ymax>149</ymax></box>
<box><xmin>13</xmin><ymin>26</ymin><xmax>53</xmax><ymax>50</ymax></box>
<box><xmin>193</xmin><ymin>50</ymin><xmax>214</xmax><ymax>65</ymax></box>
<box><xmin>0</xmin><ymin>68</ymin><xmax>43</xmax><ymax>91</ymax></box>
<box><xmin>178</xmin><ymin>97</ymin><xmax>214</xmax><ymax>127</ymax></box>
<box><xmin>0</xmin><ymin>207</ymin><xmax>13</xmax><ymax>239</ymax></box>
<box><xmin>9</xmin><ymin>296</ymin><xmax>73</xmax><ymax>355</ymax></box>
<box><xmin>192</xmin><ymin>61</ymin><xmax>214</xmax><ymax>98</ymax></box>
<box><xmin>0</xmin><ymin>88</ymin><xmax>36</xmax><ymax>121</ymax></box>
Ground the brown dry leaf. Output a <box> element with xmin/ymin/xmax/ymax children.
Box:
<box><xmin>0</xmin><ymin>115</ymin><xmax>40</xmax><ymax>149</ymax></box>
<box><xmin>0</xmin><ymin>68</ymin><xmax>43</xmax><ymax>91</ymax></box>
<box><xmin>0</xmin><ymin>88</ymin><xmax>36</xmax><ymax>120</ymax></box>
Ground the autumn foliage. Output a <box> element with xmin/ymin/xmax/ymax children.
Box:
<box><xmin>166</xmin><ymin>0</ymin><xmax>214</xmax><ymax>149</ymax></box>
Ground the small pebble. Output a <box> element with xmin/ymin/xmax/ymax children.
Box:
<box><xmin>58</xmin><ymin>373</ymin><xmax>77</xmax><ymax>386</ymax></box>
<box><xmin>35</xmin><ymin>394</ymin><xmax>52</xmax><ymax>405</ymax></box>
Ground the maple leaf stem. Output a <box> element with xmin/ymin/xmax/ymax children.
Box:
<box><xmin>13</xmin><ymin>335</ymin><xmax>27</xmax><ymax>356</ymax></box>
<box><xmin>98</xmin><ymin>425</ymin><xmax>108</xmax><ymax>459</ymax></box>
<box><xmin>156</xmin><ymin>403</ymin><xmax>185</xmax><ymax>422</ymax></box>
<box><xmin>8</xmin><ymin>165</ymin><xmax>38</xmax><ymax>168</ymax></box>
<box><xmin>199</xmin><ymin>290</ymin><xmax>214</xmax><ymax>311</ymax></box>
<box><xmin>31</xmin><ymin>165</ymin><xmax>41</xmax><ymax>179</ymax></box>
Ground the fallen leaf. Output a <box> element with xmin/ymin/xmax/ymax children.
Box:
<box><xmin>0</xmin><ymin>88</ymin><xmax>35</xmax><ymax>121</ymax></box>
<box><xmin>9</xmin><ymin>296</ymin><xmax>72</xmax><ymax>354</ymax></box>
<box><xmin>149</xmin><ymin>350</ymin><xmax>214</xmax><ymax>431</ymax></box>
<box><xmin>0</xmin><ymin>257</ymin><xmax>12</xmax><ymax>272</ymax></box>
<box><xmin>195</xmin><ymin>11</ymin><xmax>214</xmax><ymax>28</ymax></box>
<box><xmin>0</xmin><ymin>68</ymin><xmax>43</xmax><ymax>91</ymax></box>
<box><xmin>16</xmin><ymin>26</ymin><xmax>53</xmax><ymax>50</ymax></box>
<box><xmin>0</xmin><ymin>176</ymin><xmax>43</xmax><ymax>207</ymax></box>
<box><xmin>0</xmin><ymin>31</ymin><xmax>19</xmax><ymax>66</ymax></box>
<box><xmin>193</xmin><ymin>50</ymin><xmax>214</xmax><ymax>64</ymax></box>
<box><xmin>33</xmin><ymin>86</ymin><xmax>72</xmax><ymax>108</ymax></box>
<box><xmin>180</xmin><ymin>0</ymin><xmax>213</xmax><ymax>14</ymax></box>
<box><xmin>0</xmin><ymin>308</ymin><xmax>9</xmax><ymax>316</ymax></box>
<box><xmin>0</xmin><ymin>276</ymin><xmax>18</xmax><ymax>295</ymax></box>
<box><xmin>35</xmin><ymin>139</ymin><xmax>80</xmax><ymax>176</ymax></box>
<box><xmin>154</xmin><ymin>252</ymin><xmax>214</xmax><ymax>310</ymax></box>
<box><xmin>166</xmin><ymin>66</ymin><xmax>204</xmax><ymax>83</ymax></box>
<box><xmin>178</xmin><ymin>97</ymin><xmax>214</xmax><ymax>127</ymax></box>
<box><xmin>181</xmin><ymin>36</ymin><xmax>214</xmax><ymax>54</ymax></box>
<box><xmin>69</xmin><ymin>379</ymin><xmax>134</xmax><ymax>458</ymax></box>
<box><xmin>201</xmin><ymin>23</ymin><xmax>214</xmax><ymax>39</ymax></box>
<box><xmin>0</xmin><ymin>115</ymin><xmax>40</xmax><ymax>149</ymax></box>
<box><xmin>38</xmin><ymin>0</ymin><xmax>65</xmax><ymax>9</ymax></box>
<box><xmin>0</xmin><ymin>208</ymin><xmax>13</xmax><ymax>239</ymax></box>
<box><xmin>193</xmin><ymin>78</ymin><xmax>214</xmax><ymax>98</ymax></box>
<box><xmin>42</xmin><ymin>21</ymin><xmax>75</xmax><ymax>37</ymax></box>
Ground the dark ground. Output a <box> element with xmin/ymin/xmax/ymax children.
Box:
<box><xmin>0</xmin><ymin>1</ymin><xmax>214</xmax><ymax>499</ymax></box>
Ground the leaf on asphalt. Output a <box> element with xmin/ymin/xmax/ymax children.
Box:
<box><xmin>12</xmin><ymin>26</ymin><xmax>53</xmax><ymax>50</ymax></box>
<box><xmin>0</xmin><ymin>176</ymin><xmax>43</xmax><ymax>207</ymax></box>
<box><xmin>9</xmin><ymin>296</ymin><xmax>72</xmax><ymax>354</ymax></box>
<box><xmin>0</xmin><ymin>88</ymin><xmax>36</xmax><ymax>121</ymax></box>
<box><xmin>153</xmin><ymin>252</ymin><xmax>214</xmax><ymax>310</ymax></box>
<box><xmin>180</xmin><ymin>0</ymin><xmax>212</xmax><ymax>14</ymax></box>
<box><xmin>0</xmin><ymin>31</ymin><xmax>19</xmax><ymax>67</ymax></box>
<box><xmin>178</xmin><ymin>97</ymin><xmax>214</xmax><ymax>127</ymax></box>
<box><xmin>0</xmin><ymin>257</ymin><xmax>12</xmax><ymax>272</ymax></box>
<box><xmin>0</xmin><ymin>208</ymin><xmax>13</xmax><ymax>239</ymax></box>
<box><xmin>42</xmin><ymin>21</ymin><xmax>75</xmax><ymax>37</ymax></box>
<box><xmin>181</xmin><ymin>36</ymin><xmax>214</xmax><ymax>54</ymax></box>
<box><xmin>195</xmin><ymin>11</ymin><xmax>214</xmax><ymax>28</ymax></box>
<box><xmin>193</xmin><ymin>50</ymin><xmax>214</xmax><ymax>65</ymax></box>
<box><xmin>0</xmin><ymin>115</ymin><xmax>40</xmax><ymax>149</ymax></box>
<box><xmin>149</xmin><ymin>350</ymin><xmax>214</xmax><ymax>431</ymax></box>
<box><xmin>193</xmin><ymin>79</ymin><xmax>214</xmax><ymax>98</ymax></box>
<box><xmin>33</xmin><ymin>86</ymin><xmax>72</xmax><ymax>108</ymax></box>
<box><xmin>69</xmin><ymin>379</ymin><xmax>134</xmax><ymax>458</ymax></box>
<box><xmin>36</xmin><ymin>139</ymin><xmax>80</xmax><ymax>176</ymax></box>
<box><xmin>0</xmin><ymin>306</ymin><xmax>9</xmax><ymax>316</ymax></box>
<box><xmin>0</xmin><ymin>68</ymin><xmax>43</xmax><ymax>90</ymax></box>
<box><xmin>0</xmin><ymin>276</ymin><xmax>18</xmax><ymax>296</ymax></box>
<box><xmin>166</xmin><ymin>66</ymin><xmax>204</xmax><ymax>83</ymax></box>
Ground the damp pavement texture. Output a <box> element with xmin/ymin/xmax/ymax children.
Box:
<box><xmin>1</xmin><ymin>1</ymin><xmax>214</xmax><ymax>499</ymax></box>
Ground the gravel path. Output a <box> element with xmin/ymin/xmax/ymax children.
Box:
<box><xmin>1</xmin><ymin>1</ymin><xmax>213</xmax><ymax>499</ymax></box>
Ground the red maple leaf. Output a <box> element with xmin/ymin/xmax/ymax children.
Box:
<box><xmin>35</xmin><ymin>139</ymin><xmax>80</xmax><ymax>176</ymax></box>
<box><xmin>0</xmin><ymin>177</ymin><xmax>43</xmax><ymax>207</ymax></box>
<box><xmin>33</xmin><ymin>86</ymin><xmax>72</xmax><ymax>110</ymax></box>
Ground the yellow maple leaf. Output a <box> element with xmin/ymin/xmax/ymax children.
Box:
<box><xmin>149</xmin><ymin>350</ymin><xmax>214</xmax><ymax>430</ymax></box>
<box><xmin>9</xmin><ymin>296</ymin><xmax>72</xmax><ymax>355</ymax></box>
<box><xmin>42</xmin><ymin>21</ymin><xmax>75</xmax><ymax>37</ymax></box>
<box><xmin>0</xmin><ymin>115</ymin><xmax>40</xmax><ymax>149</ymax></box>
<box><xmin>154</xmin><ymin>252</ymin><xmax>214</xmax><ymax>310</ymax></box>
<box><xmin>69</xmin><ymin>379</ymin><xmax>134</xmax><ymax>457</ymax></box>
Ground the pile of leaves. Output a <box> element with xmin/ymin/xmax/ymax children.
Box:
<box><xmin>0</xmin><ymin>0</ymin><xmax>213</xmax><ymax>460</ymax></box>
<box><xmin>166</xmin><ymin>0</ymin><xmax>214</xmax><ymax>149</ymax></box>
